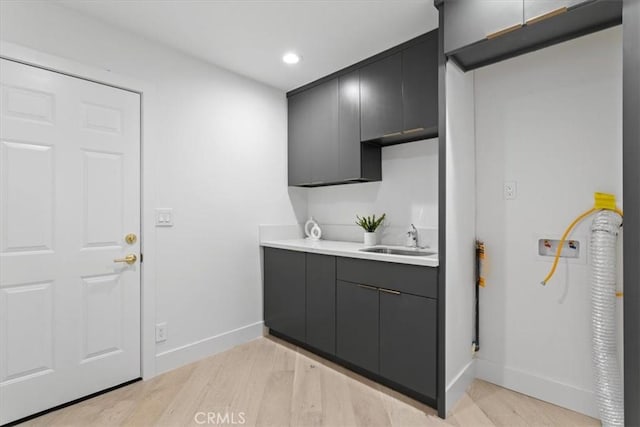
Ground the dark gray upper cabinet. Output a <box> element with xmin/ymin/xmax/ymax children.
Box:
<box><xmin>288</xmin><ymin>73</ymin><xmax>381</xmax><ymax>187</ymax></box>
<box><xmin>380</xmin><ymin>291</ymin><xmax>437</xmax><ymax>399</ymax></box>
<box><xmin>402</xmin><ymin>36</ymin><xmax>439</xmax><ymax>138</ymax></box>
<box><xmin>360</xmin><ymin>31</ymin><xmax>439</xmax><ymax>145</ymax></box>
<box><xmin>287</xmin><ymin>92</ymin><xmax>311</xmax><ymax>186</ymax></box>
<box><xmin>263</xmin><ymin>248</ymin><xmax>306</xmax><ymax>342</ymax></box>
<box><xmin>338</xmin><ymin>71</ymin><xmax>363</xmax><ymax>181</ymax></box>
<box><xmin>308</xmin><ymin>79</ymin><xmax>340</xmax><ymax>184</ymax></box>
<box><xmin>287</xmin><ymin>31</ymin><xmax>437</xmax><ymax>186</ymax></box>
<box><xmin>288</xmin><ymin>79</ymin><xmax>339</xmax><ymax>186</ymax></box>
<box><xmin>337</xmin><ymin>70</ymin><xmax>382</xmax><ymax>183</ymax></box>
<box><xmin>336</xmin><ymin>280</ymin><xmax>379</xmax><ymax>374</ymax></box>
<box><xmin>306</xmin><ymin>253</ymin><xmax>336</xmax><ymax>355</ymax></box>
<box><xmin>524</xmin><ymin>0</ymin><xmax>586</xmax><ymax>23</ymax></box>
<box><xmin>443</xmin><ymin>0</ymin><xmax>622</xmax><ymax>71</ymax></box>
<box><xmin>443</xmin><ymin>0</ymin><xmax>524</xmax><ymax>54</ymax></box>
<box><xmin>360</xmin><ymin>53</ymin><xmax>403</xmax><ymax>142</ymax></box>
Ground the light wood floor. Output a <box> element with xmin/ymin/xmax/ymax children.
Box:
<box><xmin>20</xmin><ymin>336</ymin><xmax>599</xmax><ymax>427</ymax></box>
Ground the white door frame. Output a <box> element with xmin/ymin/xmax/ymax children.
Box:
<box><xmin>0</xmin><ymin>40</ymin><xmax>159</xmax><ymax>380</ymax></box>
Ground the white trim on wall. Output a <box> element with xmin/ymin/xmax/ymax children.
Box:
<box><xmin>445</xmin><ymin>359</ymin><xmax>476</xmax><ymax>415</ymax></box>
<box><xmin>0</xmin><ymin>40</ymin><xmax>159</xmax><ymax>380</ymax></box>
<box><xmin>155</xmin><ymin>321</ymin><xmax>264</xmax><ymax>375</ymax></box>
<box><xmin>475</xmin><ymin>358</ymin><xmax>598</xmax><ymax>419</ymax></box>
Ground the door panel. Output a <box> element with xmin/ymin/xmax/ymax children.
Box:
<box><xmin>287</xmin><ymin>92</ymin><xmax>311</xmax><ymax>185</ymax></box>
<box><xmin>338</xmin><ymin>71</ymin><xmax>361</xmax><ymax>180</ymax></box>
<box><xmin>82</xmin><ymin>151</ymin><xmax>124</xmax><ymax>247</ymax></box>
<box><xmin>1</xmin><ymin>141</ymin><xmax>54</xmax><ymax>252</ymax></box>
<box><xmin>336</xmin><ymin>280</ymin><xmax>379</xmax><ymax>374</ymax></box>
<box><xmin>360</xmin><ymin>53</ymin><xmax>403</xmax><ymax>142</ymax></box>
<box><xmin>380</xmin><ymin>292</ymin><xmax>437</xmax><ymax>399</ymax></box>
<box><xmin>402</xmin><ymin>36</ymin><xmax>438</xmax><ymax>134</ymax></box>
<box><xmin>81</xmin><ymin>274</ymin><xmax>124</xmax><ymax>361</ymax></box>
<box><xmin>264</xmin><ymin>248</ymin><xmax>306</xmax><ymax>342</ymax></box>
<box><xmin>306</xmin><ymin>254</ymin><xmax>336</xmax><ymax>355</ymax></box>
<box><xmin>0</xmin><ymin>58</ymin><xmax>141</xmax><ymax>425</ymax></box>
<box><xmin>0</xmin><ymin>282</ymin><xmax>54</xmax><ymax>382</ymax></box>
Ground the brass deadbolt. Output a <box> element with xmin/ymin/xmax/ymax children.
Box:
<box><xmin>125</xmin><ymin>233</ymin><xmax>137</xmax><ymax>245</ymax></box>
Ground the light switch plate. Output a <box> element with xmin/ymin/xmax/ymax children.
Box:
<box><xmin>155</xmin><ymin>208</ymin><xmax>173</xmax><ymax>227</ymax></box>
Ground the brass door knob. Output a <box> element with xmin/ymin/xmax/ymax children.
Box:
<box><xmin>114</xmin><ymin>254</ymin><xmax>137</xmax><ymax>265</ymax></box>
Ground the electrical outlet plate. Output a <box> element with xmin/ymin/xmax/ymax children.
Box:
<box><xmin>155</xmin><ymin>322</ymin><xmax>167</xmax><ymax>342</ymax></box>
<box><xmin>504</xmin><ymin>181</ymin><xmax>517</xmax><ymax>200</ymax></box>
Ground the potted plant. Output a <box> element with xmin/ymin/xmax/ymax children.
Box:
<box><xmin>356</xmin><ymin>213</ymin><xmax>386</xmax><ymax>246</ymax></box>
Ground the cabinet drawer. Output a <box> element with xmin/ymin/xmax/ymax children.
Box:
<box><xmin>336</xmin><ymin>257</ymin><xmax>437</xmax><ymax>299</ymax></box>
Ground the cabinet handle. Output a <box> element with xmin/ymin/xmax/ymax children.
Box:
<box><xmin>403</xmin><ymin>127</ymin><xmax>425</xmax><ymax>134</ymax></box>
<box><xmin>379</xmin><ymin>288</ymin><xmax>401</xmax><ymax>295</ymax></box>
<box><xmin>486</xmin><ymin>23</ymin><xmax>523</xmax><ymax>40</ymax></box>
<box><xmin>526</xmin><ymin>7</ymin><xmax>568</xmax><ymax>26</ymax></box>
<box><xmin>382</xmin><ymin>131</ymin><xmax>402</xmax><ymax>138</ymax></box>
<box><xmin>357</xmin><ymin>284</ymin><xmax>378</xmax><ymax>291</ymax></box>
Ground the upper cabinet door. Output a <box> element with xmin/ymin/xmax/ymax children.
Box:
<box><xmin>444</xmin><ymin>0</ymin><xmax>524</xmax><ymax>54</ymax></box>
<box><xmin>307</xmin><ymin>80</ymin><xmax>340</xmax><ymax>184</ymax></box>
<box><xmin>402</xmin><ymin>34</ymin><xmax>438</xmax><ymax>137</ymax></box>
<box><xmin>524</xmin><ymin>0</ymin><xmax>585</xmax><ymax>23</ymax></box>
<box><xmin>338</xmin><ymin>70</ymin><xmax>362</xmax><ymax>180</ymax></box>
<box><xmin>288</xmin><ymin>79</ymin><xmax>340</xmax><ymax>186</ymax></box>
<box><xmin>360</xmin><ymin>53</ymin><xmax>403</xmax><ymax>142</ymax></box>
<box><xmin>287</xmin><ymin>92</ymin><xmax>311</xmax><ymax>186</ymax></box>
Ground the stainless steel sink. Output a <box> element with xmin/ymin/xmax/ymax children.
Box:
<box><xmin>358</xmin><ymin>247</ymin><xmax>437</xmax><ymax>257</ymax></box>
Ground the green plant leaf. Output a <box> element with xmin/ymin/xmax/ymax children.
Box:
<box><xmin>355</xmin><ymin>213</ymin><xmax>386</xmax><ymax>232</ymax></box>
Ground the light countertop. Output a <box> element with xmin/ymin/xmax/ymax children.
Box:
<box><xmin>260</xmin><ymin>239</ymin><xmax>439</xmax><ymax>267</ymax></box>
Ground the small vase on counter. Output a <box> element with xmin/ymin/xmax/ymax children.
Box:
<box><xmin>356</xmin><ymin>213</ymin><xmax>386</xmax><ymax>247</ymax></box>
<box><xmin>363</xmin><ymin>231</ymin><xmax>378</xmax><ymax>247</ymax></box>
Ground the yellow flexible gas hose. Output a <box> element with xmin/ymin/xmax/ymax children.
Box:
<box><xmin>541</xmin><ymin>202</ymin><xmax>623</xmax><ymax>286</ymax></box>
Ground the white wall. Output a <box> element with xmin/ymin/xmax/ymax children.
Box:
<box><xmin>444</xmin><ymin>61</ymin><xmax>477</xmax><ymax>414</ymax></box>
<box><xmin>306</xmin><ymin>139</ymin><xmax>439</xmax><ymax>248</ymax></box>
<box><xmin>474</xmin><ymin>27</ymin><xmax>623</xmax><ymax>418</ymax></box>
<box><xmin>0</xmin><ymin>1</ymin><xmax>307</xmax><ymax>374</ymax></box>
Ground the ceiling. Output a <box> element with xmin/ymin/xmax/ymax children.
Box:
<box><xmin>56</xmin><ymin>0</ymin><xmax>438</xmax><ymax>91</ymax></box>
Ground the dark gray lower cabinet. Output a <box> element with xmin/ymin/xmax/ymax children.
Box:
<box><xmin>306</xmin><ymin>254</ymin><xmax>336</xmax><ymax>355</ymax></box>
<box><xmin>336</xmin><ymin>280</ymin><xmax>379</xmax><ymax>374</ymax></box>
<box><xmin>263</xmin><ymin>248</ymin><xmax>439</xmax><ymax>409</ymax></box>
<box><xmin>263</xmin><ymin>248</ymin><xmax>306</xmax><ymax>342</ymax></box>
<box><xmin>380</xmin><ymin>291</ymin><xmax>437</xmax><ymax>399</ymax></box>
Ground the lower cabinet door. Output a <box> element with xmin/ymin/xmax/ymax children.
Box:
<box><xmin>306</xmin><ymin>254</ymin><xmax>336</xmax><ymax>355</ymax></box>
<box><xmin>336</xmin><ymin>280</ymin><xmax>379</xmax><ymax>373</ymax></box>
<box><xmin>379</xmin><ymin>291</ymin><xmax>437</xmax><ymax>399</ymax></box>
<box><xmin>264</xmin><ymin>248</ymin><xmax>306</xmax><ymax>342</ymax></box>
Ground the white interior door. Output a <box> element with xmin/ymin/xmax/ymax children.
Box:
<box><xmin>0</xmin><ymin>58</ymin><xmax>141</xmax><ymax>425</ymax></box>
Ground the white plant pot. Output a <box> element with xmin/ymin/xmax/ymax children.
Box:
<box><xmin>363</xmin><ymin>232</ymin><xmax>378</xmax><ymax>247</ymax></box>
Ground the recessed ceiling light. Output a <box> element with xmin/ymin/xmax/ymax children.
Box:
<box><xmin>283</xmin><ymin>52</ymin><xmax>301</xmax><ymax>65</ymax></box>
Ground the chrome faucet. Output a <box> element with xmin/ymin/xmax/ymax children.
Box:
<box><xmin>407</xmin><ymin>224</ymin><xmax>418</xmax><ymax>248</ymax></box>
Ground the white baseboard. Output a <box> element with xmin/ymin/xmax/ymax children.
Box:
<box><xmin>445</xmin><ymin>359</ymin><xmax>476</xmax><ymax>415</ymax></box>
<box><xmin>155</xmin><ymin>321</ymin><xmax>264</xmax><ymax>375</ymax></box>
<box><xmin>475</xmin><ymin>358</ymin><xmax>599</xmax><ymax>419</ymax></box>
